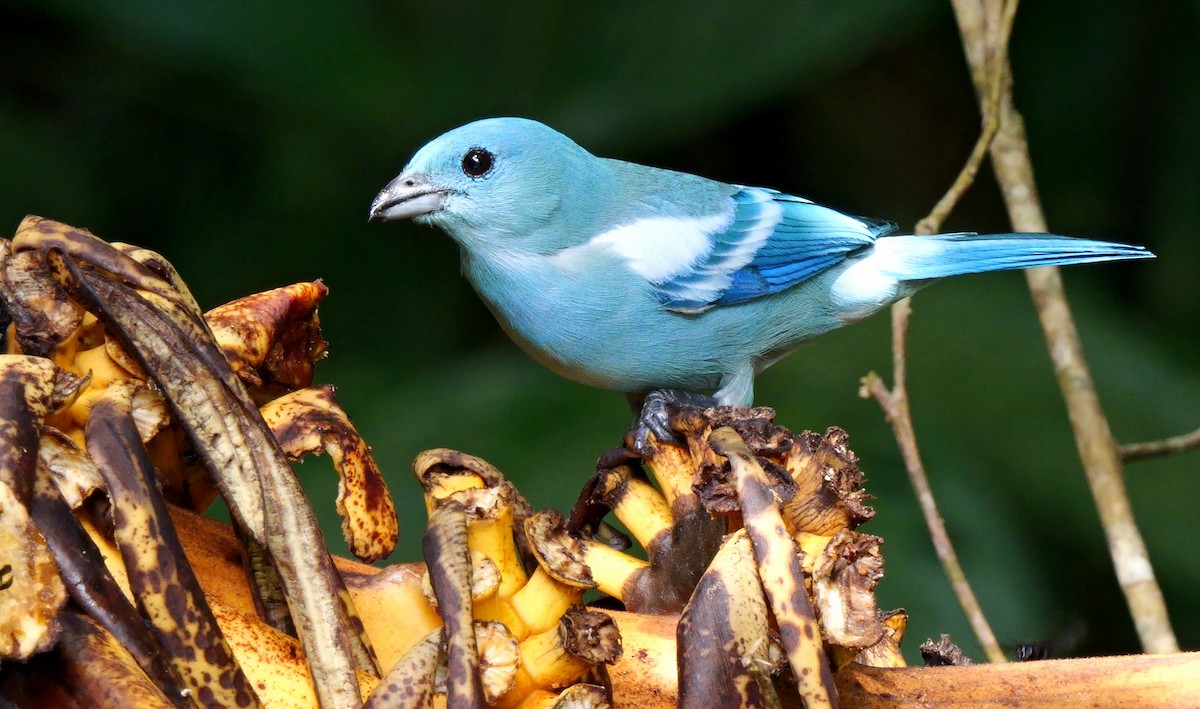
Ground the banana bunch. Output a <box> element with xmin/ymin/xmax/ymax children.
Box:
<box><xmin>393</xmin><ymin>448</ymin><xmax>623</xmax><ymax>707</ymax></box>
<box><xmin>0</xmin><ymin>217</ymin><xmax>619</xmax><ymax>708</ymax></box>
<box><xmin>8</xmin><ymin>216</ymin><xmax>1187</xmax><ymax>709</ymax></box>
<box><xmin>0</xmin><ymin>216</ymin><xmax>926</xmax><ymax>709</ymax></box>
<box><xmin>467</xmin><ymin>403</ymin><xmax>906</xmax><ymax>709</ymax></box>
<box><xmin>0</xmin><ymin>216</ymin><xmax>392</xmax><ymax>707</ymax></box>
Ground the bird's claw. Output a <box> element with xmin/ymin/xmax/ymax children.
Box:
<box><xmin>629</xmin><ymin>389</ymin><xmax>719</xmax><ymax>457</ymax></box>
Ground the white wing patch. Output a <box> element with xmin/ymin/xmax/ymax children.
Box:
<box><xmin>587</xmin><ymin>212</ymin><xmax>732</xmax><ymax>283</ymax></box>
<box><xmin>725</xmin><ymin>187</ymin><xmax>784</xmax><ymax>267</ymax></box>
<box><xmin>654</xmin><ymin>188</ymin><xmax>783</xmax><ymax>308</ymax></box>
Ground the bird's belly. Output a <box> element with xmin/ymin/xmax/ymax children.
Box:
<box><xmin>467</xmin><ymin>256</ymin><xmax>850</xmax><ymax>398</ymax></box>
<box><xmin>478</xmin><ymin>284</ymin><xmax>725</xmax><ymax>394</ymax></box>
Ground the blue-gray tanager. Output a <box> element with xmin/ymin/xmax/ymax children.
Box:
<box><xmin>370</xmin><ymin>118</ymin><xmax>1151</xmax><ymax>440</ymax></box>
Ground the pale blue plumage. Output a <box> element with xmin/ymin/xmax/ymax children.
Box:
<box><xmin>370</xmin><ymin>117</ymin><xmax>1153</xmax><ymax>409</ymax></box>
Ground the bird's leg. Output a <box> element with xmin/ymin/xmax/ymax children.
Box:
<box><xmin>627</xmin><ymin>389</ymin><xmax>719</xmax><ymax>456</ymax></box>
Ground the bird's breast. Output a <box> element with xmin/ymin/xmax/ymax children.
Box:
<box><xmin>460</xmin><ymin>249</ymin><xmax>724</xmax><ymax>393</ymax></box>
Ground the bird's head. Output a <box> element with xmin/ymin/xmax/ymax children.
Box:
<box><xmin>370</xmin><ymin>117</ymin><xmax>603</xmax><ymax>252</ymax></box>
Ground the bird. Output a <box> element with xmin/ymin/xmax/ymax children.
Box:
<box><xmin>369</xmin><ymin>117</ymin><xmax>1153</xmax><ymax>445</ymax></box>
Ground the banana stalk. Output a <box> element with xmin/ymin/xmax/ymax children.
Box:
<box><xmin>509</xmin><ymin>569</ymin><xmax>583</xmax><ymax>636</ymax></box>
<box><xmin>590</xmin><ymin>464</ymin><xmax>673</xmax><ymax>552</ymax></box>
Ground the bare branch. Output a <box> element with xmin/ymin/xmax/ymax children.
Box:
<box><xmin>858</xmin><ymin>0</ymin><xmax>1025</xmax><ymax>666</ymax></box>
<box><xmin>949</xmin><ymin>0</ymin><xmax>1179</xmax><ymax>654</ymax></box>
<box><xmin>860</xmin><ymin>300</ymin><xmax>1007</xmax><ymax>664</ymax></box>
<box><xmin>1120</xmin><ymin>427</ymin><xmax>1200</xmax><ymax>462</ymax></box>
<box><xmin>916</xmin><ymin>0</ymin><xmax>1018</xmax><ymax>236</ymax></box>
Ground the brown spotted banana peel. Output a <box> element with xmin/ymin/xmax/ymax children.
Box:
<box><xmin>0</xmin><ymin>355</ymin><xmax>73</xmax><ymax>661</ymax></box>
<box><xmin>9</xmin><ymin>217</ymin><xmax>380</xmax><ymax>707</ymax></box>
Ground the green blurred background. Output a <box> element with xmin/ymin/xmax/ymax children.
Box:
<box><xmin>3</xmin><ymin>1</ymin><xmax>1196</xmax><ymax>662</ymax></box>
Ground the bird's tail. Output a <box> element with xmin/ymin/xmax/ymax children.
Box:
<box><xmin>879</xmin><ymin>233</ymin><xmax>1154</xmax><ymax>281</ymax></box>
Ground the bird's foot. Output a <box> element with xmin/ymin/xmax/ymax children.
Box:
<box><xmin>629</xmin><ymin>389</ymin><xmax>719</xmax><ymax>457</ymax></box>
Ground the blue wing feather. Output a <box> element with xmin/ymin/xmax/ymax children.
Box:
<box><xmin>655</xmin><ymin>187</ymin><xmax>883</xmax><ymax>312</ymax></box>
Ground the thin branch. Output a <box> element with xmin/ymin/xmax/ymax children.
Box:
<box><xmin>857</xmin><ymin>0</ymin><xmax>1021</xmax><ymax>666</ymax></box>
<box><xmin>1120</xmin><ymin>427</ymin><xmax>1200</xmax><ymax>462</ymax></box>
<box><xmin>950</xmin><ymin>0</ymin><xmax>1179</xmax><ymax>654</ymax></box>
<box><xmin>861</xmin><ymin>302</ymin><xmax>1007</xmax><ymax>664</ymax></box>
<box><xmin>916</xmin><ymin>0</ymin><xmax>1018</xmax><ymax>236</ymax></box>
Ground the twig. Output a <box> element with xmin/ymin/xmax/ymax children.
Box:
<box><xmin>1120</xmin><ymin>427</ymin><xmax>1200</xmax><ymax>462</ymax></box>
<box><xmin>916</xmin><ymin>0</ymin><xmax>1017</xmax><ymax>236</ymax></box>
<box><xmin>949</xmin><ymin>0</ymin><xmax>1179</xmax><ymax>654</ymax></box>
<box><xmin>861</xmin><ymin>302</ymin><xmax>1007</xmax><ymax>664</ymax></box>
<box><xmin>857</xmin><ymin>0</ymin><xmax>1020</xmax><ymax>666</ymax></box>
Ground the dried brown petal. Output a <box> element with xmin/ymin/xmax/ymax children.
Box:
<box><xmin>852</xmin><ymin>609</ymin><xmax>908</xmax><ymax>669</ymax></box>
<box><xmin>673</xmin><ymin>407</ymin><xmax>797</xmax><ymax>519</ymax></box>
<box><xmin>37</xmin><ymin>426</ymin><xmax>104</xmax><ymax>508</ymax></box>
<box><xmin>130</xmin><ymin>386</ymin><xmax>171</xmax><ymax>442</ymax></box>
<box><xmin>525</xmin><ymin>509</ymin><xmax>596</xmax><ymax>589</ymax></box>
<box><xmin>205</xmin><ymin>281</ymin><xmax>329</xmax><ymax>394</ymax></box>
<box><xmin>414</xmin><ymin>448</ymin><xmax>534</xmax><ymax>530</ymax></box>
<box><xmin>1</xmin><ymin>237</ymin><xmax>82</xmax><ymax>358</ymax></box>
<box><xmin>559</xmin><ymin>606</ymin><xmax>622</xmax><ymax>666</ymax></box>
<box><xmin>783</xmin><ymin>427</ymin><xmax>874</xmax><ymax>535</ymax></box>
<box><xmin>810</xmin><ymin>530</ymin><xmax>886</xmax><ymax>649</ymax></box>
<box><xmin>920</xmin><ymin>634</ymin><xmax>973</xmax><ymax>667</ymax></box>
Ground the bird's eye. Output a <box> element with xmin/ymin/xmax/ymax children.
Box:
<box><xmin>461</xmin><ymin>148</ymin><xmax>494</xmax><ymax>178</ymax></box>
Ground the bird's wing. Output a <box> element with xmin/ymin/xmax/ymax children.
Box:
<box><xmin>653</xmin><ymin>187</ymin><xmax>893</xmax><ymax>313</ymax></box>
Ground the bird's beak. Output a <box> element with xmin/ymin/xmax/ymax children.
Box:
<box><xmin>368</xmin><ymin>172</ymin><xmax>449</xmax><ymax>222</ymax></box>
